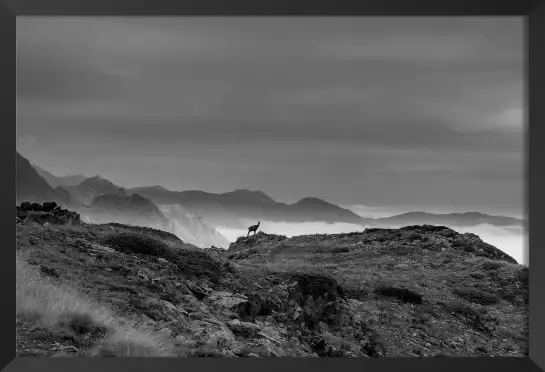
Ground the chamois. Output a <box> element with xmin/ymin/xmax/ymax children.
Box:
<box><xmin>247</xmin><ymin>221</ymin><xmax>260</xmax><ymax>237</ymax></box>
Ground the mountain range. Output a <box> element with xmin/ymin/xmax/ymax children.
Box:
<box><xmin>33</xmin><ymin>165</ymin><xmax>87</xmax><ymax>188</ymax></box>
<box><xmin>127</xmin><ymin>186</ymin><xmax>523</xmax><ymax>229</ymax></box>
<box><xmin>371</xmin><ymin>211</ymin><xmax>522</xmax><ymax>228</ymax></box>
<box><xmin>127</xmin><ymin>187</ymin><xmax>366</xmax><ymax>227</ymax></box>
<box><xmin>17</xmin><ymin>151</ymin><xmax>524</xmax><ymax>248</ymax></box>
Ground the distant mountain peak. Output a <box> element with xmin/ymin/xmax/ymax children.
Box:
<box><xmin>222</xmin><ymin>189</ymin><xmax>276</xmax><ymax>202</ymax></box>
<box><xmin>81</xmin><ymin>175</ymin><xmax>120</xmax><ymax>188</ymax></box>
<box><xmin>86</xmin><ymin>175</ymin><xmax>109</xmax><ymax>182</ymax></box>
<box><xmin>293</xmin><ymin>197</ymin><xmax>333</xmax><ymax>206</ymax></box>
<box><xmin>225</xmin><ymin>189</ymin><xmax>262</xmax><ymax>195</ymax></box>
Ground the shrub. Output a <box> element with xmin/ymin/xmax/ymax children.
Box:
<box><xmin>470</xmin><ymin>272</ymin><xmax>485</xmax><ymax>280</ymax></box>
<box><xmin>518</xmin><ymin>267</ymin><xmax>529</xmax><ymax>286</ymax></box>
<box><xmin>103</xmin><ymin>233</ymin><xmax>170</xmax><ymax>256</ymax></box>
<box><xmin>105</xmin><ymin>223</ymin><xmax>182</xmax><ymax>245</ymax></box>
<box><xmin>406</xmin><ymin>233</ymin><xmax>422</xmax><ymax>242</ymax></box>
<box><xmin>482</xmin><ymin>261</ymin><xmax>504</xmax><ymax>271</ymax></box>
<box><xmin>373</xmin><ymin>286</ymin><xmax>423</xmax><ymax>305</ymax></box>
<box><xmin>330</xmin><ymin>247</ymin><xmax>350</xmax><ymax>254</ymax></box>
<box><xmin>452</xmin><ymin>286</ymin><xmax>500</xmax><ymax>305</ymax></box>
<box><xmin>441</xmin><ymin>303</ymin><xmax>492</xmax><ymax>333</ymax></box>
<box><xmin>374</xmin><ymin>235</ymin><xmax>387</xmax><ymax>243</ymax></box>
<box><xmin>56</xmin><ymin>311</ymin><xmax>111</xmax><ymax>338</ymax></box>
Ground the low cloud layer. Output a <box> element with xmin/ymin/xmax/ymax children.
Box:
<box><xmin>452</xmin><ymin>223</ymin><xmax>526</xmax><ymax>266</ymax></box>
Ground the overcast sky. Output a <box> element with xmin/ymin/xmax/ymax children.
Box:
<box><xmin>16</xmin><ymin>17</ymin><xmax>524</xmax><ymax>216</ymax></box>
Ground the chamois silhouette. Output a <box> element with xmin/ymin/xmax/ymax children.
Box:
<box><xmin>247</xmin><ymin>221</ymin><xmax>260</xmax><ymax>237</ymax></box>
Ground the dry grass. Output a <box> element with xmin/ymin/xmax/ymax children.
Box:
<box><xmin>16</xmin><ymin>253</ymin><xmax>175</xmax><ymax>357</ymax></box>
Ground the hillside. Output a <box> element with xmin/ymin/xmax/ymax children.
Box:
<box><xmin>78</xmin><ymin>194</ymin><xmax>171</xmax><ymax>232</ymax></box>
<box><xmin>16</xmin><ymin>152</ymin><xmax>72</xmax><ymax>205</ymax></box>
<box><xmin>16</xmin><ymin>219</ymin><xmax>528</xmax><ymax>357</ymax></box>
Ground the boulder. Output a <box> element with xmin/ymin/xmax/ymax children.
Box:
<box><xmin>287</xmin><ymin>273</ymin><xmax>347</xmax><ymax>303</ymax></box>
<box><xmin>16</xmin><ymin>208</ymin><xmax>28</xmax><ymax>219</ymax></box>
<box><xmin>42</xmin><ymin>201</ymin><xmax>57</xmax><ymax>212</ymax></box>
<box><xmin>20</xmin><ymin>202</ymin><xmax>32</xmax><ymax>211</ymax></box>
<box><xmin>227</xmin><ymin>319</ymin><xmax>261</xmax><ymax>336</ymax></box>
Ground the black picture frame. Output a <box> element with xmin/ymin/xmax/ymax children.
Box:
<box><xmin>3</xmin><ymin>1</ymin><xmax>544</xmax><ymax>372</ymax></box>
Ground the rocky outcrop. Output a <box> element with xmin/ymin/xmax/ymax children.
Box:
<box><xmin>16</xmin><ymin>201</ymin><xmax>82</xmax><ymax>226</ymax></box>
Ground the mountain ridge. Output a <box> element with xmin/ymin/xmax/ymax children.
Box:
<box><xmin>16</xmin><ymin>152</ymin><xmax>72</xmax><ymax>205</ymax></box>
<box><xmin>127</xmin><ymin>185</ymin><xmax>523</xmax><ymax>229</ymax></box>
<box><xmin>32</xmin><ymin>164</ymin><xmax>87</xmax><ymax>188</ymax></box>
<box><xmin>18</xmin><ymin>152</ymin><xmax>523</xmax><ymax>233</ymax></box>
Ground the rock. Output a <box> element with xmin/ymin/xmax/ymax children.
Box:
<box><xmin>210</xmin><ymin>291</ymin><xmax>249</xmax><ymax>310</ymax></box>
<box><xmin>42</xmin><ymin>201</ymin><xmax>57</xmax><ymax>212</ymax></box>
<box><xmin>31</xmin><ymin>203</ymin><xmax>43</xmax><ymax>211</ymax></box>
<box><xmin>287</xmin><ymin>273</ymin><xmax>346</xmax><ymax>302</ymax></box>
<box><xmin>292</xmin><ymin>306</ymin><xmax>304</xmax><ymax>321</ymax></box>
<box><xmin>246</xmin><ymin>353</ymin><xmax>261</xmax><ymax>358</ymax></box>
<box><xmin>227</xmin><ymin>319</ymin><xmax>261</xmax><ymax>336</ymax></box>
<box><xmin>312</xmin><ymin>338</ymin><xmax>343</xmax><ymax>357</ymax></box>
<box><xmin>137</xmin><ymin>272</ymin><xmax>149</xmax><ymax>281</ymax></box>
<box><xmin>257</xmin><ymin>331</ymin><xmax>281</xmax><ymax>345</ymax></box>
<box><xmin>16</xmin><ymin>207</ymin><xmax>29</xmax><ymax>219</ymax></box>
<box><xmin>20</xmin><ymin>202</ymin><xmax>32</xmax><ymax>211</ymax></box>
<box><xmin>40</xmin><ymin>265</ymin><xmax>59</xmax><ymax>278</ymax></box>
<box><xmin>185</xmin><ymin>281</ymin><xmax>207</xmax><ymax>300</ymax></box>
<box><xmin>161</xmin><ymin>300</ymin><xmax>177</xmax><ymax>311</ymax></box>
<box><xmin>235</xmin><ymin>292</ymin><xmax>282</xmax><ymax>320</ymax></box>
<box><xmin>240</xmin><ymin>340</ymin><xmax>285</xmax><ymax>357</ymax></box>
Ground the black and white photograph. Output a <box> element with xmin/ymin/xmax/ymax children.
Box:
<box><xmin>15</xmin><ymin>16</ymin><xmax>528</xmax><ymax>358</ymax></box>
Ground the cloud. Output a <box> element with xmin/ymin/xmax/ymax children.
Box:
<box><xmin>16</xmin><ymin>17</ymin><xmax>524</xmax><ymax>212</ymax></box>
<box><xmin>452</xmin><ymin>223</ymin><xmax>527</xmax><ymax>265</ymax></box>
